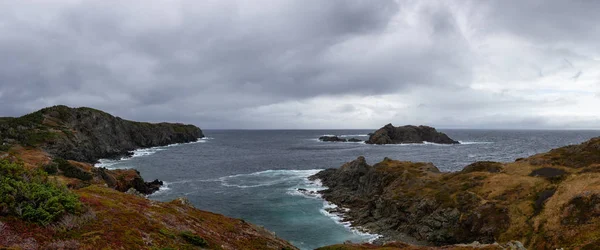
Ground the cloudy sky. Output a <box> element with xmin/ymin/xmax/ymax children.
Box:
<box><xmin>1</xmin><ymin>0</ymin><xmax>599</xmax><ymax>129</ymax></box>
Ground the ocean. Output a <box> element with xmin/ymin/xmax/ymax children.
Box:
<box><xmin>95</xmin><ymin>129</ymin><xmax>599</xmax><ymax>250</ymax></box>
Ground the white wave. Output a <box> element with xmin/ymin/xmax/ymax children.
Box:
<box><xmin>148</xmin><ymin>181</ymin><xmax>172</xmax><ymax>197</ymax></box>
<box><xmin>320</xmin><ymin>134</ymin><xmax>337</xmax><ymax>137</ymax></box>
<box><xmin>94</xmin><ymin>139</ymin><xmax>207</xmax><ymax>169</ymax></box>
<box><xmin>458</xmin><ymin>141</ymin><xmax>493</xmax><ymax>145</ymax></box>
<box><xmin>216</xmin><ymin>169</ymin><xmax>324</xmax><ymax>189</ymax></box>
<box><xmin>319</xmin><ymin>200</ymin><xmax>381</xmax><ymax>241</ymax></box>
<box><xmin>294</xmin><ymin>175</ymin><xmax>381</xmax><ymax>242</ymax></box>
<box><xmin>339</xmin><ymin>134</ymin><xmax>369</xmax><ymax>137</ymax></box>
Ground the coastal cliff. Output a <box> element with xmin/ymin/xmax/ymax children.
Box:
<box><xmin>312</xmin><ymin>137</ymin><xmax>600</xmax><ymax>249</ymax></box>
<box><xmin>366</xmin><ymin>124</ymin><xmax>458</xmax><ymax>145</ymax></box>
<box><xmin>0</xmin><ymin>105</ymin><xmax>203</xmax><ymax>163</ymax></box>
<box><xmin>0</xmin><ymin>106</ymin><xmax>297</xmax><ymax>250</ymax></box>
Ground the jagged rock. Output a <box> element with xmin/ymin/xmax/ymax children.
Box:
<box><xmin>311</xmin><ymin>157</ymin><xmax>509</xmax><ymax>246</ymax></box>
<box><xmin>366</xmin><ymin>124</ymin><xmax>459</xmax><ymax>145</ymax></box>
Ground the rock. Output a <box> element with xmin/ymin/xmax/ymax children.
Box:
<box><xmin>126</xmin><ymin>187</ymin><xmax>146</xmax><ymax>197</ymax></box>
<box><xmin>365</xmin><ymin>124</ymin><xmax>459</xmax><ymax>145</ymax></box>
<box><xmin>310</xmin><ymin>156</ymin><xmax>510</xmax><ymax>246</ymax></box>
<box><xmin>503</xmin><ymin>241</ymin><xmax>526</xmax><ymax>250</ymax></box>
<box><xmin>347</xmin><ymin>138</ymin><xmax>363</xmax><ymax>142</ymax></box>
<box><xmin>319</xmin><ymin>136</ymin><xmax>347</xmax><ymax>142</ymax></box>
<box><xmin>173</xmin><ymin>197</ymin><xmax>193</xmax><ymax>206</ymax></box>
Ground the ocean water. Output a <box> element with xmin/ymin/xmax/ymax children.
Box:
<box><xmin>96</xmin><ymin>129</ymin><xmax>599</xmax><ymax>249</ymax></box>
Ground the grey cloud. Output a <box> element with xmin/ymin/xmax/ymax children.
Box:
<box><xmin>0</xmin><ymin>0</ymin><xmax>598</xmax><ymax>129</ymax></box>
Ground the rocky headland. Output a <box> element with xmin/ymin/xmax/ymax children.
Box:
<box><xmin>0</xmin><ymin>105</ymin><xmax>203</xmax><ymax>163</ymax></box>
<box><xmin>366</xmin><ymin>124</ymin><xmax>459</xmax><ymax>145</ymax></box>
<box><xmin>310</xmin><ymin>137</ymin><xmax>600</xmax><ymax>249</ymax></box>
<box><xmin>0</xmin><ymin>106</ymin><xmax>297</xmax><ymax>250</ymax></box>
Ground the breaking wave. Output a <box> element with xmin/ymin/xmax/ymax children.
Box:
<box><xmin>95</xmin><ymin>138</ymin><xmax>210</xmax><ymax>169</ymax></box>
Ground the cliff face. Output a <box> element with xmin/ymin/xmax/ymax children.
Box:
<box><xmin>0</xmin><ymin>105</ymin><xmax>203</xmax><ymax>163</ymax></box>
<box><xmin>312</xmin><ymin>137</ymin><xmax>600</xmax><ymax>249</ymax></box>
<box><xmin>366</xmin><ymin>124</ymin><xmax>458</xmax><ymax>144</ymax></box>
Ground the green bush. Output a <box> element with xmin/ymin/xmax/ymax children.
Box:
<box><xmin>43</xmin><ymin>163</ymin><xmax>58</xmax><ymax>175</ymax></box>
<box><xmin>179</xmin><ymin>231</ymin><xmax>208</xmax><ymax>247</ymax></box>
<box><xmin>0</xmin><ymin>159</ymin><xmax>83</xmax><ymax>225</ymax></box>
<box><xmin>54</xmin><ymin>158</ymin><xmax>92</xmax><ymax>181</ymax></box>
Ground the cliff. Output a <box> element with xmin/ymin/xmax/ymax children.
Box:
<box><xmin>312</xmin><ymin>137</ymin><xmax>600</xmax><ymax>249</ymax></box>
<box><xmin>366</xmin><ymin>124</ymin><xmax>458</xmax><ymax>145</ymax></box>
<box><xmin>0</xmin><ymin>105</ymin><xmax>203</xmax><ymax>163</ymax></box>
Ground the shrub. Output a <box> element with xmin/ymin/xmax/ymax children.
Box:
<box><xmin>43</xmin><ymin>163</ymin><xmax>58</xmax><ymax>175</ymax></box>
<box><xmin>54</xmin><ymin>158</ymin><xmax>92</xmax><ymax>181</ymax></box>
<box><xmin>0</xmin><ymin>159</ymin><xmax>83</xmax><ymax>225</ymax></box>
<box><xmin>179</xmin><ymin>231</ymin><xmax>208</xmax><ymax>247</ymax></box>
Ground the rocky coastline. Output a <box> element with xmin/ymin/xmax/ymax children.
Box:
<box><xmin>310</xmin><ymin>137</ymin><xmax>600</xmax><ymax>249</ymax></box>
<box><xmin>366</xmin><ymin>124</ymin><xmax>459</xmax><ymax>144</ymax></box>
<box><xmin>0</xmin><ymin>106</ymin><xmax>298</xmax><ymax>250</ymax></box>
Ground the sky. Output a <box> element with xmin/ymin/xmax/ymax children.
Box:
<box><xmin>1</xmin><ymin>0</ymin><xmax>599</xmax><ymax>129</ymax></box>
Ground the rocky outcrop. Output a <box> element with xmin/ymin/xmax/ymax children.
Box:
<box><xmin>0</xmin><ymin>105</ymin><xmax>203</xmax><ymax>163</ymax></box>
<box><xmin>311</xmin><ymin>137</ymin><xmax>600</xmax><ymax>248</ymax></box>
<box><xmin>311</xmin><ymin>157</ymin><xmax>508</xmax><ymax>245</ymax></box>
<box><xmin>319</xmin><ymin>136</ymin><xmax>363</xmax><ymax>143</ymax></box>
<box><xmin>366</xmin><ymin>124</ymin><xmax>458</xmax><ymax>144</ymax></box>
<box><xmin>319</xmin><ymin>136</ymin><xmax>348</xmax><ymax>142</ymax></box>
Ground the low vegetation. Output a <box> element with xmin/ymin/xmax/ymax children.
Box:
<box><xmin>0</xmin><ymin>159</ymin><xmax>83</xmax><ymax>225</ymax></box>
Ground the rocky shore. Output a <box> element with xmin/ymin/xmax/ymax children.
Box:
<box><xmin>311</xmin><ymin>137</ymin><xmax>600</xmax><ymax>249</ymax></box>
<box><xmin>366</xmin><ymin>124</ymin><xmax>458</xmax><ymax>144</ymax></box>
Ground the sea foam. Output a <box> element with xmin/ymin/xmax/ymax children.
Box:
<box><xmin>95</xmin><ymin>137</ymin><xmax>209</xmax><ymax>169</ymax></box>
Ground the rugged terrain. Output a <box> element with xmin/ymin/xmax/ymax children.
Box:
<box><xmin>366</xmin><ymin>124</ymin><xmax>458</xmax><ymax>145</ymax></box>
<box><xmin>0</xmin><ymin>106</ymin><xmax>297</xmax><ymax>250</ymax></box>
<box><xmin>312</xmin><ymin>137</ymin><xmax>600</xmax><ymax>249</ymax></box>
<box><xmin>0</xmin><ymin>105</ymin><xmax>203</xmax><ymax>163</ymax></box>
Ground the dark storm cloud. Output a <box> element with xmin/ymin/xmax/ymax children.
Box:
<box><xmin>0</xmin><ymin>0</ymin><xmax>599</xmax><ymax>128</ymax></box>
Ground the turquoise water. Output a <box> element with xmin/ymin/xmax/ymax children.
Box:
<box><xmin>96</xmin><ymin>130</ymin><xmax>599</xmax><ymax>249</ymax></box>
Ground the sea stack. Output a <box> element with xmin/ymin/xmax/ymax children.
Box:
<box><xmin>366</xmin><ymin>124</ymin><xmax>459</xmax><ymax>145</ymax></box>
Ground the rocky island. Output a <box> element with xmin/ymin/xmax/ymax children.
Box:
<box><xmin>366</xmin><ymin>124</ymin><xmax>459</xmax><ymax>144</ymax></box>
<box><xmin>311</xmin><ymin>137</ymin><xmax>600</xmax><ymax>249</ymax></box>
<box><xmin>319</xmin><ymin>136</ymin><xmax>363</xmax><ymax>143</ymax></box>
<box><xmin>0</xmin><ymin>105</ymin><xmax>297</xmax><ymax>250</ymax></box>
